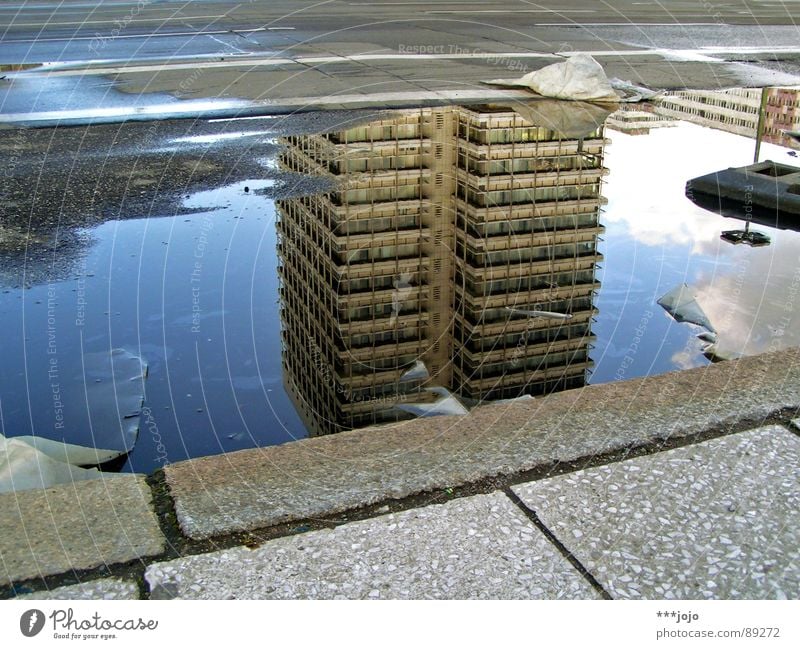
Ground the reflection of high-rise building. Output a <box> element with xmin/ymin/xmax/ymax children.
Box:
<box><xmin>653</xmin><ymin>87</ymin><xmax>800</xmax><ymax>149</ymax></box>
<box><xmin>654</xmin><ymin>88</ymin><xmax>762</xmax><ymax>137</ymax></box>
<box><xmin>277</xmin><ymin>105</ymin><xmax>607</xmax><ymax>436</ymax></box>
<box><xmin>763</xmin><ymin>88</ymin><xmax>800</xmax><ymax>149</ymax></box>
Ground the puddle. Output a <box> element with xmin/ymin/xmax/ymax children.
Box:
<box><xmin>1</xmin><ymin>89</ymin><xmax>799</xmax><ymax>473</ymax></box>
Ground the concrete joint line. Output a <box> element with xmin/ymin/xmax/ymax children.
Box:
<box><xmin>786</xmin><ymin>419</ymin><xmax>800</xmax><ymax>437</ymax></box>
<box><xmin>502</xmin><ymin>488</ymin><xmax>612</xmax><ymax>600</ymax></box>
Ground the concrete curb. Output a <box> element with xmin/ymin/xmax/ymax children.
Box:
<box><xmin>164</xmin><ymin>348</ymin><xmax>800</xmax><ymax>539</ymax></box>
<box><xmin>3</xmin><ymin>348</ymin><xmax>799</xmax><ymax>597</ymax></box>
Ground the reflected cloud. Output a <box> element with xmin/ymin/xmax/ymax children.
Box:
<box><xmin>603</xmin><ymin>123</ymin><xmax>790</xmax><ymax>256</ymax></box>
<box><xmin>693</xmin><ymin>240</ymin><xmax>800</xmax><ymax>358</ymax></box>
<box><xmin>671</xmin><ymin>347</ymin><xmax>706</xmax><ymax>371</ymax></box>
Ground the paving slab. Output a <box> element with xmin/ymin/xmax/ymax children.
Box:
<box><xmin>13</xmin><ymin>578</ymin><xmax>139</xmax><ymax>600</ymax></box>
<box><xmin>513</xmin><ymin>425</ymin><xmax>800</xmax><ymax>599</ymax></box>
<box><xmin>0</xmin><ymin>476</ymin><xmax>165</xmax><ymax>587</ymax></box>
<box><xmin>105</xmin><ymin>56</ymin><xmax>781</xmax><ymax>105</ymax></box>
<box><xmin>115</xmin><ymin>66</ymin><xmax>364</xmax><ymax>101</ymax></box>
<box><xmin>145</xmin><ymin>492</ymin><xmax>598</xmax><ymax>600</ymax></box>
<box><xmin>165</xmin><ymin>348</ymin><xmax>800</xmax><ymax>539</ymax></box>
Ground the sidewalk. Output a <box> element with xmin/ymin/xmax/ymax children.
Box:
<box><xmin>4</xmin><ymin>48</ymin><xmax>800</xmax><ymax>128</ymax></box>
<box><xmin>2</xmin><ymin>349</ymin><xmax>799</xmax><ymax>600</ymax></box>
<box><xmin>146</xmin><ymin>424</ymin><xmax>799</xmax><ymax>599</ymax></box>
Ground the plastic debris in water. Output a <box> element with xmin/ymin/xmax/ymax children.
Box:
<box><xmin>657</xmin><ymin>284</ymin><xmax>716</xmax><ymax>333</ymax></box>
<box><xmin>505</xmin><ymin>306</ymin><xmax>573</xmax><ymax>321</ymax></box>
<box><xmin>0</xmin><ymin>434</ymin><xmax>127</xmax><ymax>493</ymax></box>
<box><xmin>399</xmin><ymin>360</ymin><xmax>430</xmax><ymax>382</ymax></box>
<box><xmin>78</xmin><ymin>348</ymin><xmax>148</xmax><ymax>453</ymax></box>
<box><xmin>0</xmin><ymin>348</ymin><xmax>149</xmax><ymax>493</ymax></box>
<box><xmin>394</xmin><ymin>386</ymin><xmax>469</xmax><ymax>418</ymax></box>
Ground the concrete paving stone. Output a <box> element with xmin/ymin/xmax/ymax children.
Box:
<box><xmin>14</xmin><ymin>578</ymin><xmax>139</xmax><ymax>600</ymax></box>
<box><xmin>599</xmin><ymin>60</ymin><xmax>742</xmax><ymax>89</ymax></box>
<box><xmin>110</xmin><ymin>54</ymin><xmax>767</xmax><ymax>105</ymax></box>
<box><xmin>115</xmin><ymin>67</ymin><xmax>360</xmax><ymax>101</ymax></box>
<box><xmin>0</xmin><ymin>476</ymin><xmax>166</xmax><ymax>587</ymax></box>
<box><xmin>165</xmin><ymin>348</ymin><xmax>800</xmax><ymax>539</ymax></box>
<box><xmin>513</xmin><ymin>425</ymin><xmax>800</xmax><ymax>599</ymax></box>
<box><xmin>145</xmin><ymin>492</ymin><xmax>599</xmax><ymax>600</ymax></box>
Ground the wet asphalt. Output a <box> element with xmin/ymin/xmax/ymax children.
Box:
<box><xmin>0</xmin><ymin>110</ymin><xmax>384</xmax><ymax>286</ymax></box>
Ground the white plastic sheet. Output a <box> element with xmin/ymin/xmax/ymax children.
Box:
<box><xmin>0</xmin><ymin>435</ymin><xmax>125</xmax><ymax>493</ymax></box>
<box><xmin>505</xmin><ymin>306</ymin><xmax>574</xmax><ymax>321</ymax></box>
<box><xmin>657</xmin><ymin>284</ymin><xmax>716</xmax><ymax>333</ymax></box>
<box><xmin>484</xmin><ymin>54</ymin><xmax>620</xmax><ymax>102</ymax></box>
<box><xmin>399</xmin><ymin>360</ymin><xmax>430</xmax><ymax>382</ymax></box>
<box><xmin>395</xmin><ymin>387</ymin><xmax>469</xmax><ymax>417</ymax></box>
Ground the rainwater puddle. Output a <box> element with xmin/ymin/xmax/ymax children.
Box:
<box><xmin>1</xmin><ymin>90</ymin><xmax>799</xmax><ymax>473</ymax></box>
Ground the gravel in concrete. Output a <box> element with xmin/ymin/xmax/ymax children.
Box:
<box><xmin>145</xmin><ymin>492</ymin><xmax>599</xmax><ymax>599</ymax></box>
<box><xmin>0</xmin><ymin>476</ymin><xmax>165</xmax><ymax>586</ymax></box>
<box><xmin>165</xmin><ymin>348</ymin><xmax>800</xmax><ymax>539</ymax></box>
<box><xmin>513</xmin><ymin>425</ymin><xmax>800</xmax><ymax>599</ymax></box>
<box><xmin>13</xmin><ymin>578</ymin><xmax>139</xmax><ymax>600</ymax></box>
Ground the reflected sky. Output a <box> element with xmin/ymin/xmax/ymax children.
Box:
<box><xmin>593</xmin><ymin>121</ymin><xmax>800</xmax><ymax>381</ymax></box>
<box><xmin>0</xmin><ymin>178</ymin><xmax>307</xmax><ymax>473</ymax></box>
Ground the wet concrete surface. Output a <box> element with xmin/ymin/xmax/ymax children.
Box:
<box><xmin>1</xmin><ymin>2</ymin><xmax>799</xmax><ymax>123</ymax></box>
<box><xmin>12</xmin><ymin>577</ymin><xmax>139</xmax><ymax>600</ymax></box>
<box><xmin>0</xmin><ymin>474</ymin><xmax>164</xmax><ymax>586</ymax></box>
<box><xmin>0</xmin><ymin>110</ymin><xmax>379</xmax><ymax>285</ymax></box>
<box><xmin>145</xmin><ymin>491</ymin><xmax>601</xmax><ymax>599</ymax></box>
<box><xmin>2</xmin><ymin>2</ymin><xmax>799</xmax><ymax>64</ymax></box>
<box><xmin>513</xmin><ymin>425</ymin><xmax>800</xmax><ymax>599</ymax></box>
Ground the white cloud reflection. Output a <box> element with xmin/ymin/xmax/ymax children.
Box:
<box><xmin>604</xmin><ymin>122</ymin><xmax>791</xmax><ymax>256</ymax></box>
<box><xmin>602</xmin><ymin>119</ymin><xmax>800</xmax><ymax>363</ymax></box>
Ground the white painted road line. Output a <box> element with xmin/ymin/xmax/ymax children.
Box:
<box><xmin>425</xmin><ymin>9</ymin><xmax>597</xmax><ymax>13</ymax></box>
<box><xmin>2</xmin><ymin>27</ymin><xmax>268</xmax><ymax>44</ymax></box>
<box><xmin>535</xmin><ymin>22</ymin><xmax>720</xmax><ymax>26</ymax></box>
<box><xmin>4</xmin><ymin>16</ymin><xmax>234</xmax><ymax>27</ymax></box>
<box><xmin>347</xmin><ymin>2</ymin><xmax>490</xmax><ymax>4</ymax></box>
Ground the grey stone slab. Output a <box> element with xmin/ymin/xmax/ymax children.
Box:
<box><xmin>14</xmin><ymin>578</ymin><xmax>139</xmax><ymax>600</ymax></box>
<box><xmin>0</xmin><ymin>476</ymin><xmax>166</xmax><ymax>586</ymax></box>
<box><xmin>115</xmin><ymin>67</ymin><xmax>360</xmax><ymax>101</ymax></box>
<box><xmin>513</xmin><ymin>426</ymin><xmax>800</xmax><ymax>599</ymax></box>
<box><xmin>165</xmin><ymin>348</ymin><xmax>800</xmax><ymax>539</ymax></box>
<box><xmin>108</xmin><ymin>53</ymin><xmax>761</xmax><ymax>106</ymax></box>
<box><xmin>145</xmin><ymin>492</ymin><xmax>598</xmax><ymax>600</ymax></box>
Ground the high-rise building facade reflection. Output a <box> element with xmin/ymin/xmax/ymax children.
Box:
<box><xmin>653</xmin><ymin>87</ymin><xmax>800</xmax><ymax>149</ymax></box>
<box><xmin>277</xmin><ymin>105</ymin><xmax>607</xmax><ymax>436</ymax></box>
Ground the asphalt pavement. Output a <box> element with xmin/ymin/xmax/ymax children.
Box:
<box><xmin>1</xmin><ymin>1</ymin><xmax>799</xmax><ymax>125</ymax></box>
